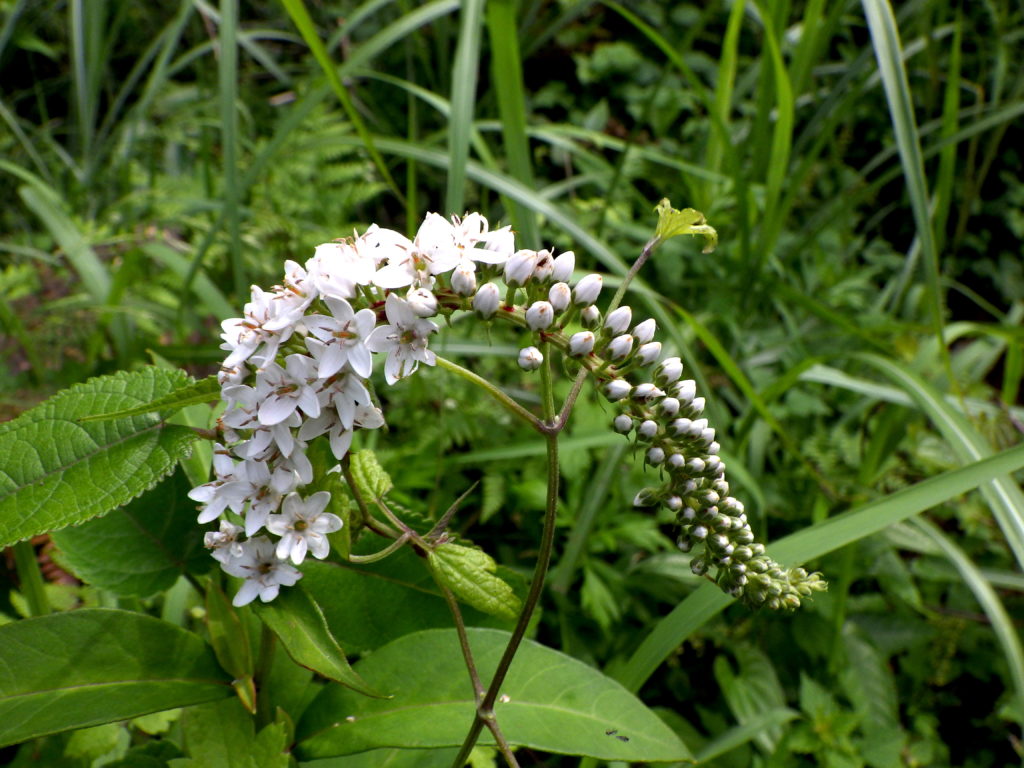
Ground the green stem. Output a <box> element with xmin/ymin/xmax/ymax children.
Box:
<box><xmin>436</xmin><ymin>355</ymin><xmax>546</xmax><ymax>433</ymax></box>
<box><xmin>13</xmin><ymin>540</ymin><xmax>49</xmax><ymax>616</ymax></box>
<box><xmin>606</xmin><ymin>237</ymin><xmax>658</xmax><ymax>315</ymax></box>
<box><xmin>348</xmin><ymin>534</ymin><xmax>410</xmax><ymax>564</ymax></box>
<box><xmin>254</xmin><ymin>622</ymin><xmax>276</xmax><ymax>727</ymax></box>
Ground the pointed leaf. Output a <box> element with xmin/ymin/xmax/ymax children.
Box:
<box><xmin>253</xmin><ymin>584</ymin><xmax>384</xmax><ymax>698</ymax></box>
<box><xmin>428</xmin><ymin>542</ymin><xmax>521</xmax><ymax>621</ymax></box>
<box><xmin>0</xmin><ymin>367</ymin><xmax>198</xmax><ymax>548</ymax></box>
<box><xmin>78</xmin><ymin>375</ymin><xmax>220</xmax><ymax>422</ymax></box>
<box><xmin>347</xmin><ymin>449</ymin><xmax>392</xmax><ymax>500</ymax></box>
<box><xmin>296</xmin><ymin>628</ymin><xmax>691</xmax><ymax>762</ymax></box>
<box><xmin>0</xmin><ymin>609</ymin><xmax>231</xmax><ymax>747</ymax></box>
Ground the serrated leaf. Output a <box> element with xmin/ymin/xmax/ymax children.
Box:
<box><xmin>653</xmin><ymin>198</ymin><xmax>718</xmax><ymax>252</ymax></box>
<box><xmin>347</xmin><ymin>450</ymin><xmax>392</xmax><ymax>500</ymax></box>
<box><xmin>51</xmin><ymin>470</ymin><xmax>210</xmax><ymax>597</ymax></box>
<box><xmin>0</xmin><ymin>367</ymin><xmax>198</xmax><ymax>548</ymax></box>
<box><xmin>428</xmin><ymin>542</ymin><xmax>521</xmax><ymax>621</ymax></box>
<box><xmin>77</xmin><ymin>375</ymin><xmax>220</xmax><ymax>422</ymax></box>
<box><xmin>0</xmin><ymin>609</ymin><xmax>232</xmax><ymax>747</ymax></box>
<box><xmin>253</xmin><ymin>584</ymin><xmax>384</xmax><ymax>698</ymax></box>
<box><xmin>296</xmin><ymin>628</ymin><xmax>691</xmax><ymax>762</ymax></box>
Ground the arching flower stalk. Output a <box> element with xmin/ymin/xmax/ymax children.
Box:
<box><xmin>190</xmin><ymin>206</ymin><xmax>825</xmax><ymax>612</ymax></box>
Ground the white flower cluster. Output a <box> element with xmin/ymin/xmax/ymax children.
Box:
<box><xmin>189</xmin><ymin>213</ymin><xmax>529</xmax><ymax>605</ymax></box>
<box><xmin>191</xmin><ymin>209</ymin><xmax>822</xmax><ymax>610</ymax></box>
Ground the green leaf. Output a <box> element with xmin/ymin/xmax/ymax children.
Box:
<box><xmin>427</xmin><ymin>542</ymin><xmax>521</xmax><ymax>621</ymax></box>
<box><xmin>652</xmin><ymin>199</ymin><xmax>717</xmax><ymax>253</ymax></box>
<box><xmin>203</xmin><ymin>578</ymin><xmax>254</xmax><ymax>687</ymax></box>
<box><xmin>296</xmin><ymin>628</ymin><xmax>691</xmax><ymax>762</ymax></box>
<box><xmin>172</xmin><ymin>698</ymin><xmax>289</xmax><ymax>768</ymax></box>
<box><xmin>253</xmin><ymin>584</ymin><xmax>383</xmax><ymax>698</ymax></box>
<box><xmin>0</xmin><ymin>608</ymin><xmax>232</xmax><ymax>746</ymax></box>
<box><xmin>299</xmin><ymin>748</ymin><xmax>459</xmax><ymax>768</ymax></box>
<box><xmin>0</xmin><ymin>367</ymin><xmax>198</xmax><ymax>548</ymax></box>
<box><xmin>50</xmin><ymin>470</ymin><xmax>209</xmax><ymax>597</ymax></box>
<box><xmin>347</xmin><ymin>449</ymin><xmax>393</xmax><ymax>500</ymax></box>
<box><xmin>77</xmin><ymin>375</ymin><xmax>220</xmax><ymax>422</ymax></box>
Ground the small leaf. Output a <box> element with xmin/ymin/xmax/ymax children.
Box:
<box><xmin>348</xmin><ymin>450</ymin><xmax>393</xmax><ymax>500</ymax></box>
<box><xmin>77</xmin><ymin>375</ymin><xmax>221</xmax><ymax>422</ymax></box>
<box><xmin>51</xmin><ymin>470</ymin><xmax>210</xmax><ymax>597</ymax></box>
<box><xmin>428</xmin><ymin>542</ymin><xmax>521</xmax><ymax>621</ymax></box>
<box><xmin>175</xmin><ymin>698</ymin><xmax>289</xmax><ymax>768</ymax></box>
<box><xmin>653</xmin><ymin>198</ymin><xmax>718</xmax><ymax>253</ymax></box>
<box><xmin>296</xmin><ymin>628</ymin><xmax>692</xmax><ymax>762</ymax></box>
<box><xmin>0</xmin><ymin>367</ymin><xmax>198</xmax><ymax>548</ymax></box>
<box><xmin>0</xmin><ymin>609</ymin><xmax>232</xmax><ymax>747</ymax></box>
<box><xmin>253</xmin><ymin>584</ymin><xmax>385</xmax><ymax>698</ymax></box>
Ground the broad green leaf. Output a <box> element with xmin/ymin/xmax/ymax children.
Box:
<box><xmin>253</xmin><ymin>583</ymin><xmax>383</xmax><ymax>698</ymax></box>
<box><xmin>613</xmin><ymin>441</ymin><xmax>1024</xmax><ymax>693</ymax></box>
<box><xmin>299</xmin><ymin>748</ymin><xmax>459</xmax><ymax>768</ymax></box>
<box><xmin>204</xmin><ymin>579</ymin><xmax>255</xmax><ymax>712</ymax></box>
<box><xmin>296</xmin><ymin>628</ymin><xmax>691</xmax><ymax>762</ymax></box>
<box><xmin>51</xmin><ymin>470</ymin><xmax>209</xmax><ymax>597</ymax></box>
<box><xmin>428</xmin><ymin>541</ymin><xmax>521</xmax><ymax>621</ymax></box>
<box><xmin>302</xmin><ymin>545</ymin><xmax>518</xmax><ymax>655</ymax></box>
<box><xmin>171</xmin><ymin>698</ymin><xmax>289</xmax><ymax>768</ymax></box>
<box><xmin>347</xmin><ymin>449</ymin><xmax>393</xmax><ymax>500</ymax></box>
<box><xmin>77</xmin><ymin>375</ymin><xmax>220</xmax><ymax>422</ymax></box>
<box><xmin>0</xmin><ymin>609</ymin><xmax>232</xmax><ymax>746</ymax></box>
<box><xmin>0</xmin><ymin>367</ymin><xmax>198</xmax><ymax>548</ymax></box>
<box><xmin>652</xmin><ymin>199</ymin><xmax>717</xmax><ymax>253</ymax></box>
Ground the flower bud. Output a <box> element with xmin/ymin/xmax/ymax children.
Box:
<box><xmin>552</xmin><ymin>250</ymin><xmax>575</xmax><ymax>282</ymax></box>
<box><xmin>636</xmin><ymin>341</ymin><xmax>662</xmax><ymax>365</ymax></box>
<box><xmin>573</xmin><ymin>274</ymin><xmax>603</xmax><ymax>305</ymax></box>
<box><xmin>646</xmin><ymin>447</ymin><xmax>665</xmax><ymax>465</ymax></box>
<box><xmin>637</xmin><ymin>419</ymin><xmax>658</xmax><ymax>439</ymax></box>
<box><xmin>607</xmin><ymin>334</ymin><xmax>634</xmax><ymax>360</ymax></box>
<box><xmin>568</xmin><ymin>331</ymin><xmax>595</xmax><ymax>356</ymax></box>
<box><xmin>518</xmin><ymin>346</ymin><xmax>544</xmax><ymax>371</ymax></box>
<box><xmin>690</xmin><ymin>557</ymin><xmax>708</xmax><ymax>576</ymax></box>
<box><xmin>659</xmin><ymin>397</ymin><xmax>680</xmax><ymax>416</ymax></box>
<box><xmin>668</xmin><ymin>452</ymin><xmax>685</xmax><ymax>469</ymax></box>
<box><xmin>532</xmin><ymin>249</ymin><xmax>554</xmax><ymax>282</ymax></box>
<box><xmin>613</xmin><ymin>414</ymin><xmax>634</xmax><ymax>433</ymax></box>
<box><xmin>680</xmin><ymin>506</ymin><xmax>696</xmax><ymax>521</ymax></box>
<box><xmin>526</xmin><ymin>301</ymin><xmax>555</xmax><ymax>330</ymax></box>
<box><xmin>406</xmin><ymin>287</ymin><xmax>438</xmax><ymax>317</ymax></box>
<box><xmin>473</xmin><ymin>283</ymin><xmax>500</xmax><ymax>318</ymax></box>
<box><xmin>687</xmin><ymin>457</ymin><xmax>706</xmax><ymax>474</ymax></box>
<box><xmin>691</xmin><ymin>525</ymin><xmax>708</xmax><ymax>541</ymax></box>
<box><xmin>707</xmin><ymin>441</ymin><xmax>720</xmax><ymax>455</ymax></box>
<box><xmin>656</xmin><ymin>358</ymin><xmax>684</xmax><ymax>386</ymax></box>
<box><xmin>633</xmin><ymin>488</ymin><xmax>655</xmax><ymax>507</ymax></box>
<box><xmin>633</xmin><ymin>318</ymin><xmax>657</xmax><ymax>344</ymax></box>
<box><xmin>580</xmin><ymin>305</ymin><xmax>601</xmax><ymax>328</ymax></box>
<box><xmin>670</xmin><ymin>418</ymin><xmax>692</xmax><ymax>436</ymax></box>
<box><xmin>632</xmin><ymin>382</ymin><xmax>665</xmax><ymax>402</ymax></box>
<box><xmin>672</xmin><ymin>378</ymin><xmax>696</xmax><ymax>402</ymax></box>
<box><xmin>603</xmin><ymin>379</ymin><xmax>632</xmax><ymax>402</ymax></box>
<box><xmin>689</xmin><ymin>418</ymin><xmax>708</xmax><ymax>437</ymax></box>
<box><xmin>451</xmin><ymin>263</ymin><xmax>477</xmax><ymax>296</ymax></box>
<box><xmin>604</xmin><ymin>306</ymin><xmax>632</xmax><ymax>335</ymax></box>
<box><xmin>689</xmin><ymin>397</ymin><xmax>705</xmax><ymax>415</ymax></box>
<box><xmin>504</xmin><ymin>249</ymin><xmax>537</xmax><ymax>286</ymax></box>
<box><xmin>665</xmin><ymin>495</ymin><xmax>682</xmax><ymax>511</ymax></box>
<box><xmin>548</xmin><ymin>282</ymin><xmax>571</xmax><ymax>312</ymax></box>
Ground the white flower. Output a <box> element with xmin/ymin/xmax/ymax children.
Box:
<box><xmin>266</xmin><ymin>491</ymin><xmax>342</xmax><ymax>564</ymax></box>
<box><xmin>205</xmin><ymin>520</ymin><xmax>244</xmax><ymax>563</ymax></box>
<box><xmin>188</xmin><ymin>444</ymin><xmax>249</xmax><ymax>523</ymax></box>
<box><xmin>307</xmin><ymin>241</ymin><xmax>377</xmax><ymax>300</ymax></box>
<box><xmin>255</xmin><ymin>355</ymin><xmax>321</xmax><ymax>426</ymax></box>
<box><xmin>572</xmin><ymin>274</ymin><xmax>602</xmax><ymax>305</ymax></box>
<box><xmin>314</xmin><ymin>368</ymin><xmax>372</xmax><ymax>430</ymax></box>
<box><xmin>525</xmin><ymin>301</ymin><xmax>554</xmax><ymax>330</ymax></box>
<box><xmin>518</xmin><ymin>346</ymin><xmax>544</xmax><ymax>371</ymax></box>
<box><xmin>219</xmin><ymin>286</ymin><xmax>294</xmax><ymax>368</ymax></box>
<box><xmin>374</xmin><ymin>215</ymin><xmax>458</xmax><ymax>288</ymax></box>
<box><xmin>222</xmin><ymin>536</ymin><xmax>302</xmax><ymax>606</ymax></box>
<box><xmin>365</xmin><ymin>293</ymin><xmax>439</xmax><ymax>384</ymax></box>
<box><xmin>303</xmin><ymin>297</ymin><xmax>376</xmax><ymax>379</ymax></box>
<box><xmin>299</xmin><ymin>403</ymin><xmax>385</xmax><ymax>459</ymax></box>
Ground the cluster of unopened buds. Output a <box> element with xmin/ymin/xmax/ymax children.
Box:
<box><xmin>189</xmin><ymin>211</ymin><xmax>825</xmax><ymax>609</ymax></box>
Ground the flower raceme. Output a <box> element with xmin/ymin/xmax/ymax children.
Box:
<box><xmin>191</xmin><ymin>211</ymin><xmax>825</xmax><ymax>609</ymax></box>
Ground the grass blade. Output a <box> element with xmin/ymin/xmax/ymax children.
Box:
<box><xmin>858</xmin><ymin>352</ymin><xmax>1024</xmax><ymax>571</ymax></box>
<box><xmin>910</xmin><ymin>517</ymin><xmax>1024</xmax><ymax>725</ymax></box>
<box><xmin>486</xmin><ymin>0</ymin><xmax>539</xmax><ymax>247</ymax></box>
<box><xmin>862</xmin><ymin>0</ymin><xmax>955</xmax><ymax>391</ymax></box>
<box><xmin>218</xmin><ymin>0</ymin><xmax>244</xmax><ymax>297</ymax></box>
<box><xmin>444</xmin><ymin>0</ymin><xmax>485</xmax><ymax>216</ymax></box>
<box><xmin>612</xmin><ymin>441</ymin><xmax>1024</xmax><ymax>693</ymax></box>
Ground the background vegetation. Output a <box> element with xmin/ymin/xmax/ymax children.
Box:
<box><xmin>1</xmin><ymin>0</ymin><xmax>1023</xmax><ymax>765</ymax></box>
